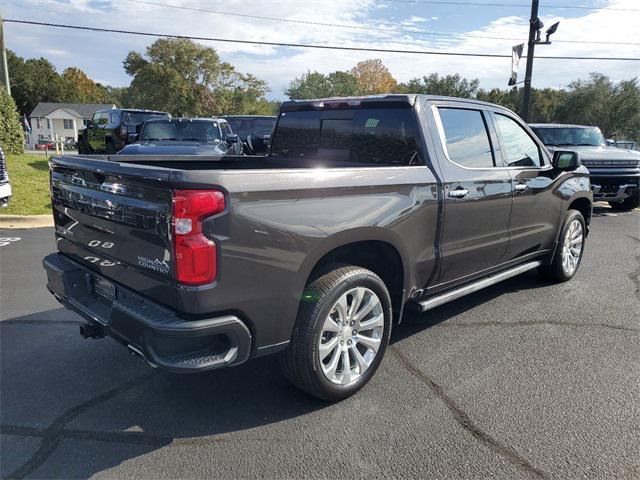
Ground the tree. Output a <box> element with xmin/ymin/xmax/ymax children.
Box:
<box><xmin>0</xmin><ymin>88</ymin><xmax>25</xmax><ymax>154</ymax></box>
<box><xmin>350</xmin><ymin>59</ymin><xmax>397</xmax><ymax>95</ymax></box>
<box><xmin>400</xmin><ymin>73</ymin><xmax>479</xmax><ymax>98</ymax></box>
<box><xmin>60</xmin><ymin>67</ymin><xmax>107</xmax><ymax>104</ymax></box>
<box><xmin>123</xmin><ymin>38</ymin><xmax>269</xmax><ymax>116</ymax></box>
<box><xmin>555</xmin><ymin>73</ymin><xmax>640</xmax><ymax>141</ymax></box>
<box><xmin>284</xmin><ymin>70</ymin><xmax>358</xmax><ymax>99</ymax></box>
<box><xmin>7</xmin><ymin>50</ymin><xmax>63</xmax><ymax>116</ymax></box>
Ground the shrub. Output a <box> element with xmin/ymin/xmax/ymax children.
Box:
<box><xmin>0</xmin><ymin>88</ymin><xmax>25</xmax><ymax>154</ymax></box>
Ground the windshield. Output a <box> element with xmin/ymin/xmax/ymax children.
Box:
<box><xmin>124</xmin><ymin>112</ymin><xmax>169</xmax><ymax>124</ymax></box>
<box><xmin>270</xmin><ymin>108</ymin><xmax>420</xmax><ymax>166</ymax></box>
<box><xmin>531</xmin><ymin>126</ymin><xmax>605</xmax><ymax>147</ymax></box>
<box><xmin>140</xmin><ymin>121</ymin><xmax>221</xmax><ymax>142</ymax></box>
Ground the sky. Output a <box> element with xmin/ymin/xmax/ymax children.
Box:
<box><xmin>3</xmin><ymin>0</ymin><xmax>639</xmax><ymax>100</ymax></box>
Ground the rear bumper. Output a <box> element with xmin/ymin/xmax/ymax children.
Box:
<box><xmin>43</xmin><ymin>253</ymin><xmax>252</xmax><ymax>373</ymax></box>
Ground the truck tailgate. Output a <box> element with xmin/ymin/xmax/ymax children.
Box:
<box><xmin>50</xmin><ymin>156</ymin><xmax>176</xmax><ymax>294</ymax></box>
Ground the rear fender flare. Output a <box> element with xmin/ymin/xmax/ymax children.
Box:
<box><xmin>297</xmin><ymin>227</ymin><xmax>412</xmax><ymax>303</ymax></box>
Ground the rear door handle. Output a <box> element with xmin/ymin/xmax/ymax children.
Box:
<box><xmin>448</xmin><ymin>188</ymin><xmax>469</xmax><ymax>198</ymax></box>
<box><xmin>514</xmin><ymin>183</ymin><xmax>528</xmax><ymax>192</ymax></box>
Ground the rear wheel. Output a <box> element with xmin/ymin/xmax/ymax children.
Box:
<box><xmin>609</xmin><ymin>192</ymin><xmax>640</xmax><ymax>211</ymax></box>
<box><xmin>539</xmin><ymin>210</ymin><xmax>586</xmax><ymax>282</ymax></box>
<box><xmin>279</xmin><ymin>266</ymin><xmax>392</xmax><ymax>401</ymax></box>
<box><xmin>77</xmin><ymin>138</ymin><xmax>90</xmax><ymax>155</ymax></box>
<box><xmin>105</xmin><ymin>140</ymin><xmax>117</xmax><ymax>154</ymax></box>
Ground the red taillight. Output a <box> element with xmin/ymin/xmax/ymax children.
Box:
<box><xmin>172</xmin><ymin>190</ymin><xmax>225</xmax><ymax>285</ymax></box>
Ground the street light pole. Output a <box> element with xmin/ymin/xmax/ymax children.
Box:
<box><xmin>521</xmin><ymin>0</ymin><xmax>539</xmax><ymax>122</ymax></box>
<box><xmin>0</xmin><ymin>10</ymin><xmax>10</xmax><ymax>95</ymax></box>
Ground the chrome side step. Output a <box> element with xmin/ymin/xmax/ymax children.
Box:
<box><xmin>413</xmin><ymin>261</ymin><xmax>542</xmax><ymax>312</ymax></box>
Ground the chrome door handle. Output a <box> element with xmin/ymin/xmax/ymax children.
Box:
<box><xmin>448</xmin><ymin>188</ymin><xmax>469</xmax><ymax>198</ymax></box>
<box><xmin>514</xmin><ymin>183</ymin><xmax>528</xmax><ymax>192</ymax></box>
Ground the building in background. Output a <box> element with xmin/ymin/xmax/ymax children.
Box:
<box><xmin>27</xmin><ymin>103</ymin><xmax>115</xmax><ymax>149</ymax></box>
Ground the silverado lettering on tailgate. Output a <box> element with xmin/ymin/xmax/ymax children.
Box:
<box><xmin>52</xmin><ymin>185</ymin><xmax>167</xmax><ymax>234</ymax></box>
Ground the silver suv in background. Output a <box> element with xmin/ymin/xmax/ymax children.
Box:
<box><xmin>530</xmin><ymin>124</ymin><xmax>640</xmax><ymax>210</ymax></box>
<box><xmin>0</xmin><ymin>145</ymin><xmax>11</xmax><ymax>208</ymax></box>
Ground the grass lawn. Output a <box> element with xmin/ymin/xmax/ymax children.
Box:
<box><xmin>2</xmin><ymin>154</ymin><xmax>51</xmax><ymax>215</ymax></box>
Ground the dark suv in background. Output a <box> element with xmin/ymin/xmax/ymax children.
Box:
<box><xmin>117</xmin><ymin>117</ymin><xmax>243</xmax><ymax>156</ymax></box>
<box><xmin>530</xmin><ymin>123</ymin><xmax>640</xmax><ymax>210</ymax></box>
<box><xmin>77</xmin><ymin>108</ymin><xmax>170</xmax><ymax>154</ymax></box>
<box><xmin>221</xmin><ymin>115</ymin><xmax>276</xmax><ymax>154</ymax></box>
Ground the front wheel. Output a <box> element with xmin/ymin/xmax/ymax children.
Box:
<box><xmin>539</xmin><ymin>210</ymin><xmax>586</xmax><ymax>282</ymax></box>
<box><xmin>279</xmin><ymin>266</ymin><xmax>392</xmax><ymax>401</ymax></box>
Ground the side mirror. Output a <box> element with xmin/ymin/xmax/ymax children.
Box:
<box><xmin>225</xmin><ymin>134</ymin><xmax>239</xmax><ymax>144</ymax></box>
<box><xmin>553</xmin><ymin>150</ymin><xmax>581</xmax><ymax>171</ymax></box>
<box><xmin>128</xmin><ymin>133</ymin><xmax>139</xmax><ymax>143</ymax></box>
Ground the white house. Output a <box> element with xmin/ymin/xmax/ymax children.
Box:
<box><xmin>28</xmin><ymin>103</ymin><xmax>115</xmax><ymax>149</ymax></box>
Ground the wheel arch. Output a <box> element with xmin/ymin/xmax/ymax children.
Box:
<box><xmin>299</xmin><ymin>228</ymin><xmax>411</xmax><ymax>323</ymax></box>
<box><xmin>567</xmin><ymin>195</ymin><xmax>592</xmax><ymax>227</ymax></box>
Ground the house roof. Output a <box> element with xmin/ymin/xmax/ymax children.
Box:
<box><xmin>30</xmin><ymin>103</ymin><xmax>115</xmax><ymax>119</ymax></box>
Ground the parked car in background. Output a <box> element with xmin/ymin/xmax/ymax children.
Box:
<box><xmin>221</xmin><ymin>115</ymin><xmax>276</xmax><ymax>154</ymax></box>
<box><xmin>44</xmin><ymin>95</ymin><xmax>592</xmax><ymax>401</ymax></box>
<box><xmin>530</xmin><ymin>123</ymin><xmax>640</xmax><ymax>210</ymax></box>
<box><xmin>34</xmin><ymin>139</ymin><xmax>55</xmax><ymax>151</ymax></box>
<box><xmin>0</xmin><ymin>145</ymin><xmax>11</xmax><ymax>208</ymax></box>
<box><xmin>77</xmin><ymin>109</ymin><xmax>170</xmax><ymax>154</ymax></box>
<box><xmin>606</xmin><ymin>139</ymin><xmax>637</xmax><ymax>151</ymax></box>
<box><xmin>117</xmin><ymin>117</ymin><xmax>243</xmax><ymax>156</ymax></box>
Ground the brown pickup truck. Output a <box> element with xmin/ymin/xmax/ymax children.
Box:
<box><xmin>44</xmin><ymin>95</ymin><xmax>592</xmax><ymax>401</ymax></box>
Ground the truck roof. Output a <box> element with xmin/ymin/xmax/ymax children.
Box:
<box><xmin>143</xmin><ymin>117</ymin><xmax>226</xmax><ymax>123</ymax></box>
<box><xmin>221</xmin><ymin>115</ymin><xmax>277</xmax><ymax>119</ymax></box>
<box><xmin>529</xmin><ymin>123</ymin><xmax>597</xmax><ymax>129</ymax></box>
<box><xmin>95</xmin><ymin>108</ymin><xmax>169</xmax><ymax>114</ymax></box>
<box><xmin>280</xmin><ymin>94</ymin><xmax>511</xmax><ymax>112</ymax></box>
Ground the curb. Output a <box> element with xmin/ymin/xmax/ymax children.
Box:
<box><xmin>0</xmin><ymin>215</ymin><xmax>54</xmax><ymax>229</ymax></box>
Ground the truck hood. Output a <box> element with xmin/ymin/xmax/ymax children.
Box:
<box><xmin>118</xmin><ymin>141</ymin><xmax>229</xmax><ymax>156</ymax></box>
<box><xmin>546</xmin><ymin>145</ymin><xmax>640</xmax><ymax>162</ymax></box>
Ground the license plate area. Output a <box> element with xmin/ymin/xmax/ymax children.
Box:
<box><xmin>91</xmin><ymin>275</ymin><xmax>116</xmax><ymax>305</ymax></box>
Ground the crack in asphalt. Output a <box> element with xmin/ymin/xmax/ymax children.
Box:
<box><xmin>627</xmin><ymin>235</ymin><xmax>640</xmax><ymax>302</ymax></box>
<box><xmin>5</xmin><ymin>371</ymin><xmax>157</xmax><ymax>480</ymax></box>
<box><xmin>442</xmin><ymin>320</ymin><xmax>639</xmax><ymax>333</ymax></box>
<box><xmin>390</xmin><ymin>345</ymin><xmax>547</xmax><ymax>480</ymax></box>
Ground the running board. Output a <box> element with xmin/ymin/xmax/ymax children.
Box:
<box><xmin>412</xmin><ymin>261</ymin><xmax>542</xmax><ymax>313</ymax></box>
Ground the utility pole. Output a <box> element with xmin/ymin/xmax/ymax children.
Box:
<box><xmin>521</xmin><ymin>0</ymin><xmax>539</xmax><ymax>122</ymax></box>
<box><xmin>0</xmin><ymin>10</ymin><xmax>10</xmax><ymax>95</ymax></box>
<box><xmin>520</xmin><ymin>1</ymin><xmax>559</xmax><ymax>122</ymax></box>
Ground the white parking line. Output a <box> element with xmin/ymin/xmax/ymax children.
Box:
<box><xmin>0</xmin><ymin>237</ymin><xmax>22</xmax><ymax>247</ymax></box>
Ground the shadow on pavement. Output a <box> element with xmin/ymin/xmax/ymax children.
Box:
<box><xmin>1</xmin><ymin>271</ymin><xmax>549</xmax><ymax>479</ymax></box>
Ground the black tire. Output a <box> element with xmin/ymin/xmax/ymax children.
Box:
<box><xmin>105</xmin><ymin>140</ymin><xmax>117</xmax><ymax>154</ymax></box>
<box><xmin>77</xmin><ymin>139</ymin><xmax>90</xmax><ymax>155</ymax></box>
<box><xmin>609</xmin><ymin>192</ymin><xmax>640</xmax><ymax>211</ymax></box>
<box><xmin>538</xmin><ymin>209</ymin><xmax>586</xmax><ymax>282</ymax></box>
<box><xmin>279</xmin><ymin>266</ymin><xmax>392</xmax><ymax>401</ymax></box>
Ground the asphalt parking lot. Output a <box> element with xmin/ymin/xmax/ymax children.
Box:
<box><xmin>1</xmin><ymin>206</ymin><xmax>639</xmax><ymax>479</ymax></box>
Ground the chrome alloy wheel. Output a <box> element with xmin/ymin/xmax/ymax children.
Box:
<box><xmin>561</xmin><ymin>219</ymin><xmax>584</xmax><ymax>276</ymax></box>
<box><xmin>318</xmin><ymin>287</ymin><xmax>384</xmax><ymax>386</ymax></box>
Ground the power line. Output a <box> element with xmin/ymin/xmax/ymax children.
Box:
<box><xmin>389</xmin><ymin>0</ymin><xmax>640</xmax><ymax>12</ymax></box>
<box><xmin>121</xmin><ymin>0</ymin><xmax>640</xmax><ymax>46</ymax></box>
<box><xmin>4</xmin><ymin>19</ymin><xmax>639</xmax><ymax>61</ymax></box>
